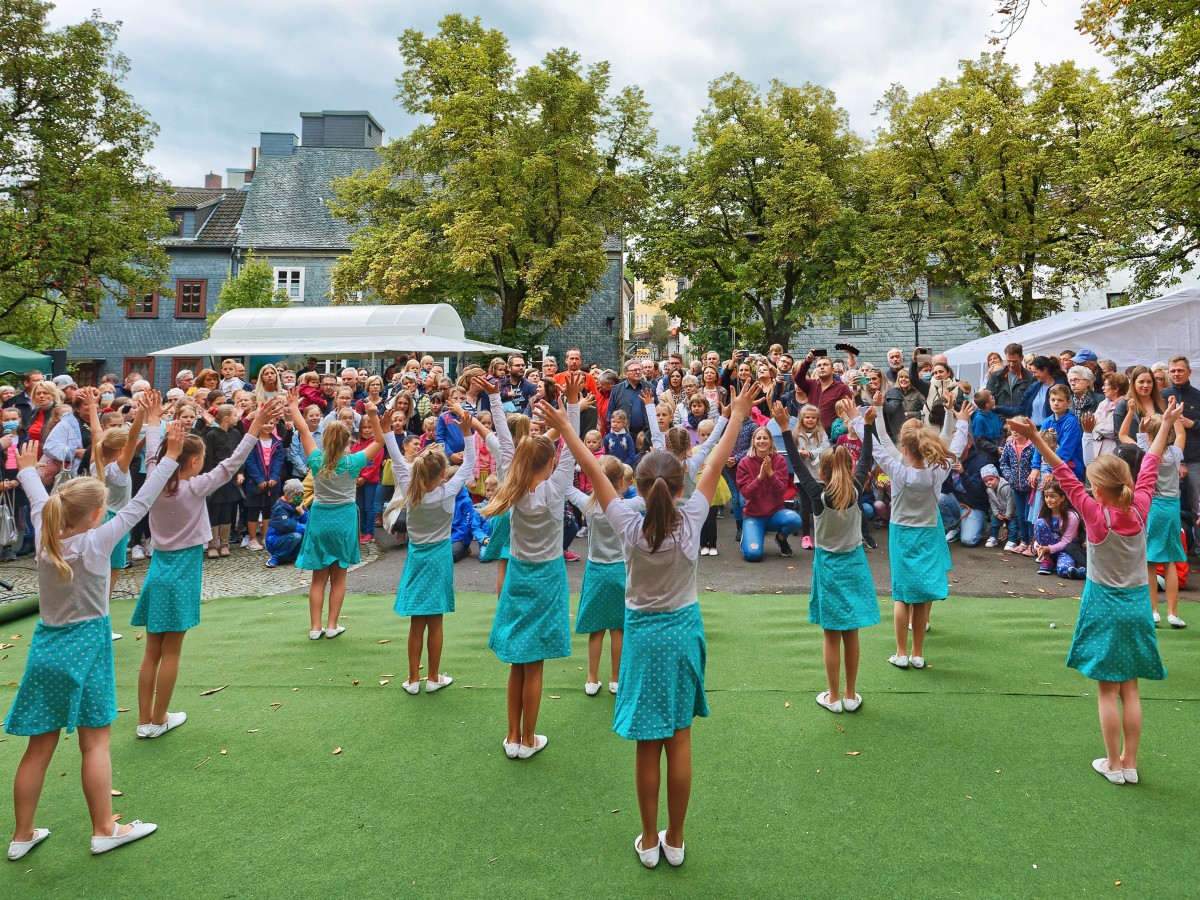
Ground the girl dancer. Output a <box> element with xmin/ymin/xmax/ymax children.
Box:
<box><xmin>852</xmin><ymin>396</ymin><xmax>973</xmax><ymax>669</ymax></box>
<box><xmin>775</xmin><ymin>400</ymin><xmax>879</xmax><ymax>713</ymax></box>
<box><xmin>565</xmin><ymin>455</ymin><xmax>634</xmax><ymax>696</ymax></box>
<box><xmin>1008</xmin><ymin>401</ymin><xmax>1180</xmax><ymax>785</ymax></box>
<box><xmin>477</xmin><ymin>377</ymin><xmax>531</xmax><ymax>596</ymax></box>
<box><xmin>385</xmin><ymin>402</ymin><xmax>485</xmax><ymax>694</ymax></box>
<box><xmin>538</xmin><ymin>380</ymin><xmax>761</xmax><ymax>868</ymax></box>
<box><xmin>135</xmin><ymin>394</ymin><xmax>282</xmax><ymax>737</ymax></box>
<box><xmin>287</xmin><ymin>389</ymin><xmax>384</xmax><ymax>640</ymax></box>
<box><xmin>481</xmin><ymin>374</ymin><xmax>582</xmax><ymax>760</ymax></box>
<box><xmin>1138</xmin><ymin>414</ymin><xmax>1188</xmax><ymax>627</ymax></box>
<box><xmin>6</xmin><ymin>424</ymin><xmax>184</xmax><ymax>859</ymax></box>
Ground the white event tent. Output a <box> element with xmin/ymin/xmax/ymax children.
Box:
<box><xmin>943</xmin><ymin>288</ymin><xmax>1200</xmax><ymax>391</ymax></box>
<box><xmin>151</xmin><ymin>304</ymin><xmax>522</xmax><ymax>362</ymax></box>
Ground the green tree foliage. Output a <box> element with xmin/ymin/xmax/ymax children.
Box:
<box><xmin>632</xmin><ymin>75</ymin><xmax>871</xmax><ymax>350</ymax></box>
<box><xmin>868</xmin><ymin>54</ymin><xmax>1132</xmax><ymax>332</ymax></box>
<box><xmin>206</xmin><ymin>251</ymin><xmax>289</xmax><ymax>335</ymax></box>
<box><xmin>646</xmin><ymin>313</ymin><xmax>671</xmax><ymax>358</ymax></box>
<box><xmin>0</xmin><ymin>0</ymin><xmax>172</xmax><ymax>348</ymax></box>
<box><xmin>330</xmin><ymin>14</ymin><xmax>654</xmax><ymax>341</ymax></box>
<box><xmin>1075</xmin><ymin>1</ymin><xmax>1200</xmax><ymax>293</ymax></box>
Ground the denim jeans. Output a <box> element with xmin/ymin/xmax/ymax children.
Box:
<box><xmin>724</xmin><ymin>469</ymin><xmax>744</xmax><ymax>524</ymax></box>
<box><xmin>740</xmin><ymin>509</ymin><xmax>804</xmax><ymax>561</ymax></box>
<box><xmin>1011</xmin><ymin>489</ymin><xmax>1033</xmax><ymax>544</ymax></box>
<box><xmin>266</xmin><ymin>531</ymin><xmax>303</xmax><ymax>564</ymax></box>
<box><xmin>938</xmin><ymin>495</ymin><xmax>987</xmax><ymax>547</ymax></box>
<box><xmin>357</xmin><ymin>482</ymin><xmax>380</xmax><ymax>536</ymax></box>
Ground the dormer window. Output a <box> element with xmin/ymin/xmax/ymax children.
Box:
<box><xmin>180</xmin><ymin>210</ymin><xmax>195</xmax><ymax>238</ymax></box>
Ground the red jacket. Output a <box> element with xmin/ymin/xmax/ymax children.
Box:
<box><xmin>351</xmin><ymin>439</ymin><xmax>384</xmax><ymax>484</ymax></box>
<box><xmin>736</xmin><ymin>453</ymin><xmax>790</xmax><ymax>519</ymax></box>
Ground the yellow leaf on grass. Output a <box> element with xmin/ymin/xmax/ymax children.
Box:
<box><xmin>220</xmin><ymin>749</ymin><xmax>228</xmax><ymax>756</ymax></box>
<box><xmin>549</xmin><ymin>695</ymin><xmax>561</xmax><ymax>700</ymax></box>
<box><xmin>135</xmin><ymin>633</ymin><xmax>143</xmax><ymax>641</ymax></box>
<box><xmin>247</xmin><ymin>729</ymin><xmax>260</xmax><ymax>733</ymax></box>
<box><xmin>835</xmin><ymin>724</ymin><xmax>845</xmax><ymax>733</ymax></box>
<box><xmin>846</xmin><ymin>751</ymin><xmax>860</xmax><ymax>756</ymax></box>
<box><xmin>270</xmin><ymin>702</ymin><xmax>282</xmax><ymax>710</ymax></box>
<box><xmin>332</xmin><ymin>747</ymin><xmax>342</xmax><ymax>755</ymax></box>
<box><xmin>378</xmin><ymin>639</ymin><xmax>391</xmax><ymax>644</ymax></box>
<box><xmin>0</xmin><ymin>643</ymin><xmax>13</xmax><ymax>650</ymax></box>
<box><xmin>117</xmin><ymin>707</ymin><xmax>131</xmax><ymax>713</ymax></box>
<box><xmin>351</xmin><ymin>680</ymin><xmax>360</xmax><ymax>686</ymax></box>
<box><xmin>111</xmin><ymin>789</ymin><xmax>123</xmax><ymax>796</ymax></box>
<box><xmin>199</xmin><ymin>684</ymin><xmax>228</xmax><ymax>697</ymax></box>
<box><xmin>783</xmin><ymin>701</ymin><xmax>790</xmax><ymax>708</ymax></box>
<box><xmin>379</xmin><ymin>680</ymin><xmax>390</xmax><ymax>686</ymax></box>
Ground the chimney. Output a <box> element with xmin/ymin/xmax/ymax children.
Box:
<box><xmin>226</xmin><ymin>168</ymin><xmax>251</xmax><ymax>188</ymax></box>
<box><xmin>204</xmin><ymin>172</ymin><xmax>222</xmax><ymax>189</ymax></box>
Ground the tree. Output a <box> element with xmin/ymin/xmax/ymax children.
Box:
<box><xmin>329</xmin><ymin>14</ymin><xmax>654</xmax><ymax>342</ymax></box>
<box><xmin>0</xmin><ymin>0</ymin><xmax>172</xmax><ymax>348</ymax></box>
<box><xmin>646</xmin><ymin>313</ymin><xmax>671</xmax><ymax>358</ymax></box>
<box><xmin>632</xmin><ymin>75</ymin><xmax>872</xmax><ymax>350</ymax></box>
<box><xmin>1073</xmin><ymin>1</ymin><xmax>1200</xmax><ymax>295</ymax></box>
<box><xmin>867</xmin><ymin>54</ymin><xmax>1134</xmax><ymax>332</ymax></box>
<box><xmin>206</xmin><ymin>251</ymin><xmax>289</xmax><ymax>335</ymax></box>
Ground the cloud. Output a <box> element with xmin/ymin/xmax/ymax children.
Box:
<box><xmin>46</xmin><ymin>0</ymin><xmax>1109</xmax><ymax>186</ymax></box>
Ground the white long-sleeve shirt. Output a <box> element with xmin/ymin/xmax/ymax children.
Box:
<box><xmin>853</xmin><ymin>415</ymin><xmax>967</xmax><ymax>527</ymax></box>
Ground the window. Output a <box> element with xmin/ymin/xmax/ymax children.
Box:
<box><xmin>127</xmin><ymin>290</ymin><xmax>158</xmax><ymax>318</ymax></box>
<box><xmin>172</xmin><ymin>358</ymin><xmax>202</xmax><ymax>383</ymax></box>
<box><xmin>180</xmin><ymin>210</ymin><xmax>196</xmax><ymax>238</ymax></box>
<box><xmin>839</xmin><ymin>311</ymin><xmax>868</xmax><ymax>333</ymax></box>
<box><xmin>274</xmin><ymin>267</ymin><xmax>304</xmax><ymax>302</ymax></box>
<box><xmin>1106</xmin><ymin>292</ymin><xmax>1128</xmax><ymax>308</ymax></box>
<box><xmin>123</xmin><ymin>357</ymin><xmax>154</xmax><ymax>383</ymax></box>
<box><xmin>175</xmin><ymin>279</ymin><xmax>207</xmax><ymax>318</ymax></box>
<box><xmin>926</xmin><ymin>283</ymin><xmax>964</xmax><ymax>317</ymax></box>
<box><xmin>347</xmin><ymin>290</ymin><xmax>365</xmax><ymax>303</ymax></box>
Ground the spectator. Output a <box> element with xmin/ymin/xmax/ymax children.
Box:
<box><xmin>1066</xmin><ymin>366</ymin><xmax>1102</xmax><ymax>419</ymax></box>
<box><xmin>2</xmin><ymin>370</ymin><xmax>45</xmax><ymax>428</ymax></box>
<box><xmin>605</xmin><ymin>360</ymin><xmax>653</xmax><ymax>440</ymax></box>
<box><xmin>175</xmin><ymin>369</ymin><xmax>195</xmax><ymax>394</ymax></box>
<box><xmin>938</xmin><ymin>437</ymin><xmax>990</xmax><ymax>547</ymax></box>
<box><xmin>736</xmin><ymin>426</ymin><xmax>803</xmax><ymax>560</ymax></box>
<box><xmin>997</xmin><ymin>355</ymin><xmax>1065</xmax><ymax>427</ymax></box>
<box><xmin>986</xmin><ymin>342</ymin><xmax>1035</xmax><ymax>415</ymax></box>
<box><xmin>793</xmin><ymin>351</ymin><xmax>854</xmax><ymax>432</ymax></box>
<box><xmin>1161</xmin><ymin>355</ymin><xmax>1200</xmax><ymax>551</ymax></box>
<box><xmin>498</xmin><ymin>354</ymin><xmax>537</xmax><ymax>416</ymax></box>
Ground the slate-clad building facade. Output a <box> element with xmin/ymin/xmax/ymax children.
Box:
<box><xmin>66</xmin><ymin>110</ymin><xmax>625</xmax><ymax>389</ymax></box>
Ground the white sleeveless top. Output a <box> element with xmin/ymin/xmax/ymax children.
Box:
<box><xmin>814</xmin><ymin>493</ymin><xmax>862</xmax><ymax>553</ymax></box>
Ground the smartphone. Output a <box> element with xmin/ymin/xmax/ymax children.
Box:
<box><xmin>917</xmin><ymin>347</ymin><xmax>932</xmax><ymax>356</ymax></box>
<box><xmin>811</xmin><ymin>348</ymin><xmax>827</xmax><ymax>358</ymax></box>
<box><xmin>857</xmin><ymin>376</ymin><xmax>870</xmax><ymax>386</ymax></box>
<box><xmin>735</xmin><ymin>349</ymin><xmax>749</xmax><ymax>362</ymax></box>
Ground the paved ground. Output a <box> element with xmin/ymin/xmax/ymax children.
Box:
<box><xmin>2</xmin><ymin>517</ymin><xmax>1196</xmax><ymax>609</ymax></box>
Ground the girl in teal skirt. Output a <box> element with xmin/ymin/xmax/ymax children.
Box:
<box><xmin>1010</xmin><ymin>402</ymin><xmax>1179</xmax><ymax>785</ymax></box>
<box><xmin>776</xmin><ymin>399</ymin><xmax>879</xmax><ymax>714</ymax></box>
<box><xmin>565</xmin><ymin>455</ymin><xmax>634</xmax><ymax>696</ymax></box>
<box><xmin>1137</xmin><ymin>415</ymin><xmax>1188</xmax><ymax>628</ymax></box>
<box><xmin>479</xmin><ymin>377</ymin><xmax>530</xmax><ymax>596</ymax></box>
<box><xmin>135</xmin><ymin>394</ymin><xmax>282</xmax><ymax>739</ymax></box>
<box><xmin>6</xmin><ymin>425</ymin><xmax>184</xmax><ymax>859</ymax></box>
<box><xmin>384</xmin><ymin>402</ymin><xmax>489</xmax><ymax>694</ymax></box>
<box><xmin>481</xmin><ymin>376</ymin><xmax>583</xmax><ymax>761</ymax></box>
<box><xmin>288</xmin><ymin>389</ymin><xmax>384</xmax><ymax>641</ymax></box>
<box><xmin>540</xmin><ymin>380</ymin><xmax>761</xmax><ymax>869</ymax></box>
<box><xmin>852</xmin><ymin>393</ymin><xmax>974</xmax><ymax>670</ymax></box>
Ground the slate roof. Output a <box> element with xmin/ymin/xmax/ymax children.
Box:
<box><xmin>238</xmin><ymin>148</ymin><xmax>382</xmax><ymax>250</ymax></box>
<box><xmin>167</xmin><ymin>187</ymin><xmax>233</xmax><ymax>208</ymax></box>
<box><xmin>193</xmin><ymin>191</ymin><xmax>246</xmax><ymax>246</ymax></box>
<box><xmin>603</xmin><ymin>234</ymin><xmax>624</xmax><ymax>254</ymax></box>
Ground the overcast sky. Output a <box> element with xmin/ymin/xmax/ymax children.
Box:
<box><xmin>49</xmin><ymin>0</ymin><xmax>1109</xmax><ymax>188</ymax></box>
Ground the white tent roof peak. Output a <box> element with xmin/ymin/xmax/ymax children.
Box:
<box><xmin>151</xmin><ymin>303</ymin><xmax>522</xmax><ymax>358</ymax></box>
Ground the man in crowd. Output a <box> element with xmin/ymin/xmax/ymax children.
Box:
<box><xmin>986</xmin><ymin>342</ymin><xmax>1035</xmax><ymax>416</ymax></box>
<box><xmin>655</xmin><ymin>353</ymin><xmax>685</xmax><ymax>399</ymax></box>
<box><xmin>793</xmin><ymin>352</ymin><xmax>854</xmax><ymax>432</ymax></box>
<box><xmin>606</xmin><ymin>360</ymin><xmax>652</xmax><ymax>445</ymax></box>
<box><xmin>1162</xmin><ymin>356</ymin><xmax>1200</xmax><ymax>553</ymax></box>
<box><xmin>318</xmin><ymin>373</ymin><xmax>340</xmax><ymax>414</ymax></box>
<box><xmin>175</xmin><ymin>369</ymin><xmax>195</xmax><ymax>394</ymax></box>
<box><xmin>499</xmin><ymin>354</ymin><xmax>537</xmax><ymax>416</ymax></box>
<box><xmin>340</xmin><ymin>367</ymin><xmax>365</xmax><ymax>401</ymax></box>
<box><xmin>883</xmin><ymin>348</ymin><xmax>905</xmax><ymax>385</ymax></box>
<box><xmin>555</xmin><ymin>348</ymin><xmax>599</xmax><ymax>434</ymax></box>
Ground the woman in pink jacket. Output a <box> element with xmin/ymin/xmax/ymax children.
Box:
<box><xmin>736</xmin><ymin>426</ymin><xmax>803</xmax><ymax>560</ymax></box>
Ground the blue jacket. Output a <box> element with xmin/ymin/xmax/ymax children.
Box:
<box><xmin>436</xmin><ymin>412</ymin><xmax>465</xmax><ymax>457</ymax></box>
<box><xmin>450</xmin><ymin>487</ymin><xmax>489</xmax><ymax>546</ymax></box>
<box><xmin>1032</xmin><ymin>411</ymin><xmax>1084</xmax><ymax>478</ymax></box>
<box><xmin>266</xmin><ymin>498</ymin><xmax>308</xmax><ymax>543</ymax></box>
<box><xmin>970</xmin><ymin>409</ymin><xmax>1003</xmax><ymax>463</ymax></box>
<box><xmin>603</xmin><ymin>431</ymin><xmax>638</xmax><ymax>466</ymax></box>
<box><xmin>244</xmin><ymin>435</ymin><xmax>285</xmax><ymax>496</ymax></box>
<box><xmin>941</xmin><ymin>448</ymin><xmax>989</xmax><ymax>511</ymax></box>
<box><xmin>997</xmin><ymin>376</ymin><xmax>1066</xmax><ymax>426</ymax></box>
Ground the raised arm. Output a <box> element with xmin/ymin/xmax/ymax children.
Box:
<box><xmin>117</xmin><ymin>393</ymin><xmax>150</xmax><ymax>474</ymax></box>
<box><xmin>642</xmin><ymin>388</ymin><xmax>664</xmax><ymax>451</ymax></box>
<box><xmin>1148</xmin><ymin>397</ymin><xmax>1184</xmax><ymax>461</ymax></box>
<box><xmin>193</xmin><ymin>399</ymin><xmax>283</xmax><ymax>497</ymax></box>
<box><xmin>779</xmin><ymin>425</ymin><xmax>824</xmax><ymax>506</ymax></box>
<box><xmin>854</xmin><ymin>416</ymin><xmax>876</xmax><ymax>492</ymax></box>
<box><xmin>360</xmin><ymin>401</ymin><xmax>385</xmax><ymax>462</ymax></box>
<box><xmin>286</xmin><ymin>388</ymin><xmax>317</xmax><ymax>458</ymax></box>
<box><xmin>477</xmin><ymin>377</ymin><xmax>515</xmax><ymax>469</ymax></box>
<box><xmin>439</xmin><ymin>404</ymin><xmax>478</xmax><ymax>497</ymax></box>
<box><xmin>141</xmin><ymin>390</ymin><xmax>165</xmax><ymax>473</ymax></box>
<box><xmin>686</xmin><ymin>416</ymin><xmax>729</xmax><ymax>476</ymax></box>
<box><xmin>948</xmin><ymin>400</ymin><xmax>976</xmax><ymax>458</ymax></box>
<box><xmin>93</xmin><ymin>421</ymin><xmax>185</xmax><ymax>552</ymax></box>
<box><xmin>15</xmin><ymin>441</ymin><xmax>48</xmax><ymax>530</ymax></box>
<box><xmin>382</xmin><ymin>431</ymin><xmax>412</xmax><ymax>496</ymax></box>
<box><xmin>539</xmin><ymin>399</ymin><xmax>617</xmax><ymax>512</ymax></box>
<box><xmin>1008</xmin><ymin>417</ymin><xmax>1062</xmax><ymax>470</ymax></box>
<box><xmin>696</xmin><ymin>381</ymin><xmax>762</xmax><ymax>503</ymax></box>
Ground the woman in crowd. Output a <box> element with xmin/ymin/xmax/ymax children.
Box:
<box><xmin>1116</xmin><ymin>366</ymin><xmax>1166</xmax><ymax>444</ymax></box>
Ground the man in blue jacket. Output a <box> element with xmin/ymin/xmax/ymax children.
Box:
<box><xmin>265</xmin><ymin>480</ymin><xmax>308</xmax><ymax>567</ymax></box>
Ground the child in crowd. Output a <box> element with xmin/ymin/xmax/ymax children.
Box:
<box><xmin>999</xmin><ymin>418</ymin><xmax>1036</xmax><ymax>554</ymax></box>
<box><xmin>539</xmin><ymin>380</ymin><xmax>759</xmax><ymax>868</ymax></box>
<box><xmin>0</xmin><ymin>405</ymin><xmax>28</xmax><ymax>560</ymax></box>
<box><xmin>481</xmin><ymin>374</ymin><xmax>583</xmax><ymax>760</ymax></box>
<box><xmin>853</xmin><ymin>396</ymin><xmax>973</xmax><ymax>669</ymax></box>
<box><xmin>287</xmin><ymin>389</ymin><xmax>384</xmax><ymax>641</ymax></box>
<box><xmin>420</xmin><ymin>416</ymin><xmax>437</xmax><ymax>449</ymax></box>
<box><xmin>243</xmin><ymin>418</ymin><xmax>284</xmax><ymax>551</ymax></box>
<box><xmin>451</xmin><ymin>482</ymin><xmax>491</xmax><ymax>560</ymax></box>
<box><xmin>1031</xmin><ymin>385</ymin><xmax>1084</xmax><ymax>483</ymax></box>
<box><xmin>603</xmin><ymin>410</ymin><xmax>638</xmax><ymax>467</ymax></box>
<box><xmin>696</xmin><ymin>419</ymin><xmax>731</xmax><ymax>555</ymax></box>
<box><xmin>5</xmin><ymin>427</ymin><xmax>184</xmax><ymax>860</ymax></box>
<box><xmin>566</xmin><ymin>455</ymin><xmax>633</xmax><ymax>696</ymax></box>
<box><xmin>1033</xmin><ymin>477</ymin><xmax>1085</xmax><ymax>578</ymax></box>
<box><xmin>980</xmin><ymin>464</ymin><xmax>1014</xmax><ymax>549</ymax></box>
<box><xmin>970</xmin><ymin>390</ymin><xmax>1003</xmax><ymax>466</ymax></box>
<box><xmin>477</xmin><ymin>379</ymin><xmax>531</xmax><ymax>596</ymax></box>
<box><xmin>351</xmin><ymin>425</ymin><xmax>384</xmax><ymax>544</ymax></box>
<box><xmin>264</xmin><ymin>479</ymin><xmax>307</xmax><ymax>568</ymax></box>
<box><xmin>135</xmin><ymin>394</ymin><xmax>282</xmax><ymax>739</ymax></box>
<box><xmin>1008</xmin><ymin>400</ymin><xmax>1180</xmax><ymax>786</ymax></box>
<box><xmin>296</xmin><ymin>371</ymin><xmax>324</xmax><ymax>411</ymax></box>
<box><xmin>777</xmin><ymin>401</ymin><xmax>879</xmax><ymax>714</ymax></box>
<box><xmin>217</xmin><ymin>358</ymin><xmax>244</xmax><ymax>396</ymax></box>
<box><xmin>1139</xmin><ymin>414</ymin><xmax>1188</xmax><ymax>627</ymax></box>
<box><xmin>791</xmin><ymin>404</ymin><xmax>829</xmax><ymax>551</ymax></box>
<box><xmin>202</xmin><ymin>404</ymin><xmax>243</xmax><ymax>558</ymax></box>
<box><xmin>578</xmin><ymin>430</ymin><xmax>604</xmax><ymax>495</ymax></box>
<box><xmin>385</xmin><ymin>402</ymin><xmax>483</xmax><ymax>694</ymax></box>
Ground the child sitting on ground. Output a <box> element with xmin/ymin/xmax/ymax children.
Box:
<box><xmin>1033</xmin><ymin>476</ymin><xmax>1085</xmax><ymax>578</ymax></box>
<box><xmin>265</xmin><ymin>479</ymin><xmax>308</xmax><ymax>568</ymax></box>
<box><xmin>981</xmin><ymin>464</ymin><xmax>1014</xmax><ymax>549</ymax></box>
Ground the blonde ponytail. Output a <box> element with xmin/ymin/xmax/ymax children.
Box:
<box><xmin>584</xmin><ymin>455</ymin><xmax>629</xmax><ymax>517</ymax></box>
<box><xmin>636</xmin><ymin>451</ymin><xmax>683</xmax><ymax>552</ymax></box>
<box><xmin>899</xmin><ymin>422</ymin><xmax>953</xmax><ymax>467</ymax></box>
<box><xmin>482</xmin><ymin>435</ymin><xmax>556</xmax><ymax>518</ymax></box>
<box><xmin>1087</xmin><ymin>454</ymin><xmax>1136</xmax><ymax>511</ymax></box>
<box><xmin>664</xmin><ymin>427</ymin><xmax>691</xmax><ymax>459</ymax></box>
<box><xmin>39</xmin><ymin>477</ymin><xmax>107</xmax><ymax>583</ymax></box>
<box><xmin>818</xmin><ymin>445</ymin><xmax>857</xmax><ymax>511</ymax></box>
<box><xmin>319</xmin><ymin>421</ymin><xmax>350</xmax><ymax>480</ymax></box>
<box><xmin>404</xmin><ymin>446</ymin><xmax>448</xmax><ymax>509</ymax></box>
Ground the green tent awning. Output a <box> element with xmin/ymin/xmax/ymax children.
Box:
<box><xmin>0</xmin><ymin>340</ymin><xmax>52</xmax><ymax>375</ymax></box>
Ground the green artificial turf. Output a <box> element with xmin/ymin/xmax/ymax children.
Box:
<box><xmin>0</xmin><ymin>592</ymin><xmax>1197</xmax><ymax>899</ymax></box>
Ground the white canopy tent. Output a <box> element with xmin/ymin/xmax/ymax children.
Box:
<box><xmin>151</xmin><ymin>303</ymin><xmax>522</xmax><ymax>360</ymax></box>
<box><xmin>943</xmin><ymin>288</ymin><xmax>1200</xmax><ymax>390</ymax></box>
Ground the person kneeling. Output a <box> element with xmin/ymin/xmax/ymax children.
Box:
<box><xmin>265</xmin><ymin>480</ymin><xmax>308</xmax><ymax>568</ymax></box>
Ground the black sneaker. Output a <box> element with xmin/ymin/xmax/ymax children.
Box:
<box><xmin>735</xmin><ymin>524</ymin><xmax>742</xmax><ymax>542</ymax></box>
<box><xmin>864</xmin><ymin>534</ymin><xmax>877</xmax><ymax>550</ymax></box>
<box><xmin>776</xmin><ymin>534</ymin><xmax>794</xmax><ymax>557</ymax></box>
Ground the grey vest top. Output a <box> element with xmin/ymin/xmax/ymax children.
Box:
<box><xmin>510</xmin><ymin>501</ymin><xmax>562</xmax><ymax>563</ymax></box>
<box><xmin>39</xmin><ymin>555</ymin><xmax>109</xmax><ymax>626</ymax></box>
<box><xmin>1087</xmin><ymin>508</ymin><xmax>1148</xmax><ymax>589</ymax></box>
<box><xmin>1156</xmin><ymin>456</ymin><xmax>1181</xmax><ymax>498</ymax></box>
<box><xmin>586</xmin><ymin>508</ymin><xmax>624</xmax><ymax>564</ymax></box>
<box><xmin>814</xmin><ymin>494</ymin><xmax>863</xmax><ymax>553</ymax></box>
<box><xmin>407</xmin><ymin>496</ymin><xmax>454</xmax><ymax>544</ymax></box>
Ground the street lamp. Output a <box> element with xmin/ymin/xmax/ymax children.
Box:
<box><xmin>905</xmin><ymin>291</ymin><xmax>924</xmax><ymax>348</ymax></box>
